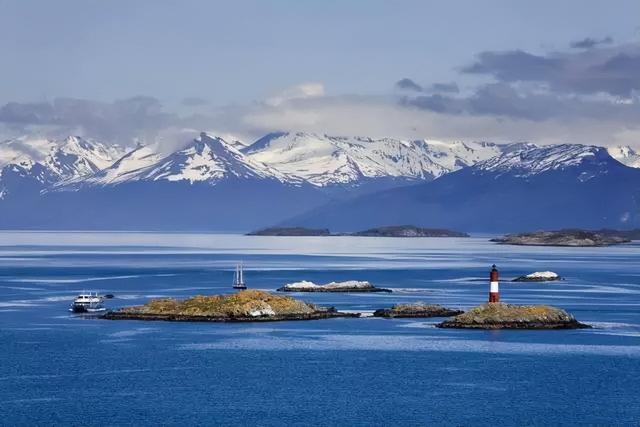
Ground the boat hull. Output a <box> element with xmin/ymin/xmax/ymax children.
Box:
<box><xmin>69</xmin><ymin>303</ymin><xmax>106</xmax><ymax>313</ymax></box>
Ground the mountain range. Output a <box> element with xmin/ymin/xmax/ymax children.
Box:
<box><xmin>288</xmin><ymin>144</ymin><xmax>640</xmax><ymax>232</ymax></box>
<box><xmin>243</xmin><ymin>132</ymin><xmax>504</xmax><ymax>192</ymax></box>
<box><xmin>0</xmin><ymin>131</ymin><xmax>638</xmax><ymax>231</ymax></box>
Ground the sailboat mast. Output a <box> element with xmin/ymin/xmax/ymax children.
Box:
<box><xmin>240</xmin><ymin>263</ymin><xmax>243</xmax><ymax>284</ymax></box>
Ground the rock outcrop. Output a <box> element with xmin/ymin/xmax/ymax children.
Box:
<box><xmin>373</xmin><ymin>302</ymin><xmax>463</xmax><ymax>318</ymax></box>
<box><xmin>513</xmin><ymin>271</ymin><xmax>562</xmax><ymax>282</ymax></box>
<box><xmin>437</xmin><ymin>303</ymin><xmax>589</xmax><ymax>329</ymax></box>
<box><xmin>277</xmin><ymin>280</ymin><xmax>392</xmax><ymax>293</ymax></box>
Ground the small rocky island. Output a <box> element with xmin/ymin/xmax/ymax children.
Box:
<box><xmin>373</xmin><ymin>302</ymin><xmax>463</xmax><ymax>318</ymax></box>
<box><xmin>513</xmin><ymin>271</ymin><xmax>562</xmax><ymax>282</ymax></box>
<box><xmin>247</xmin><ymin>227</ymin><xmax>331</xmax><ymax>236</ymax></box>
<box><xmin>103</xmin><ymin>290</ymin><xmax>358</xmax><ymax>322</ymax></box>
<box><xmin>437</xmin><ymin>303</ymin><xmax>590</xmax><ymax>329</ymax></box>
<box><xmin>247</xmin><ymin>225</ymin><xmax>469</xmax><ymax>237</ymax></box>
<box><xmin>352</xmin><ymin>225</ymin><xmax>469</xmax><ymax>238</ymax></box>
<box><xmin>491</xmin><ymin>229</ymin><xmax>630</xmax><ymax>247</ymax></box>
<box><xmin>277</xmin><ymin>280</ymin><xmax>392</xmax><ymax>293</ymax></box>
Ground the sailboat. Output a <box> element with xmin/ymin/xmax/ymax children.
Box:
<box><xmin>232</xmin><ymin>263</ymin><xmax>247</xmax><ymax>290</ymax></box>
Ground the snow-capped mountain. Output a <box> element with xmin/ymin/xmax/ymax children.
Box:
<box><xmin>0</xmin><ymin>136</ymin><xmax>123</xmax><ymax>176</ymax></box>
<box><xmin>1</xmin><ymin>131</ymin><xmax>515</xmax><ymax>197</ymax></box>
<box><xmin>70</xmin><ymin>133</ymin><xmax>298</xmax><ymax>188</ymax></box>
<box><xmin>1</xmin><ymin>133</ymin><xmax>328</xmax><ymax>231</ymax></box>
<box><xmin>608</xmin><ymin>145</ymin><xmax>640</xmax><ymax>168</ymax></box>
<box><xmin>288</xmin><ymin>143</ymin><xmax>640</xmax><ymax>232</ymax></box>
<box><xmin>243</xmin><ymin>132</ymin><xmax>504</xmax><ymax>187</ymax></box>
<box><xmin>73</xmin><ymin>144</ymin><xmax>163</xmax><ymax>186</ymax></box>
<box><xmin>0</xmin><ymin>136</ymin><xmax>124</xmax><ymax>199</ymax></box>
<box><xmin>131</xmin><ymin>133</ymin><xmax>297</xmax><ymax>184</ymax></box>
<box><xmin>473</xmin><ymin>144</ymin><xmax>608</xmax><ymax>178</ymax></box>
<box><xmin>2</xmin><ymin>131</ymin><xmax>639</xmax><ymax>232</ymax></box>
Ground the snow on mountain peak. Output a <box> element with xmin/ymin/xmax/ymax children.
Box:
<box><xmin>0</xmin><ymin>136</ymin><xmax>128</xmax><ymax>198</ymax></box>
<box><xmin>608</xmin><ymin>145</ymin><xmax>640</xmax><ymax>168</ymax></box>
<box><xmin>7</xmin><ymin>130</ymin><xmax>635</xmax><ymax>200</ymax></box>
<box><xmin>0</xmin><ymin>137</ymin><xmax>54</xmax><ymax>170</ymax></box>
<box><xmin>0</xmin><ymin>136</ymin><xmax>125</xmax><ymax>184</ymax></box>
<box><xmin>74</xmin><ymin>143</ymin><xmax>163</xmax><ymax>186</ymax></box>
<box><xmin>46</xmin><ymin>136</ymin><xmax>126</xmax><ymax>179</ymax></box>
<box><xmin>474</xmin><ymin>144</ymin><xmax>609</xmax><ymax>177</ymax></box>
<box><xmin>243</xmin><ymin>132</ymin><xmax>504</xmax><ymax>187</ymax></box>
<box><xmin>83</xmin><ymin>132</ymin><xmax>300</xmax><ymax>186</ymax></box>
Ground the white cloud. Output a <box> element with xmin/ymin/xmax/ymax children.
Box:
<box><xmin>265</xmin><ymin>82</ymin><xmax>325</xmax><ymax>107</ymax></box>
<box><xmin>4</xmin><ymin>38</ymin><xmax>640</xmax><ymax>151</ymax></box>
<box><xmin>211</xmin><ymin>94</ymin><xmax>640</xmax><ymax>148</ymax></box>
<box><xmin>2</xmin><ymin>90</ymin><xmax>639</xmax><ymax>150</ymax></box>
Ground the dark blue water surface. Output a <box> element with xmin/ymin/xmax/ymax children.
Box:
<box><xmin>1</xmin><ymin>232</ymin><xmax>639</xmax><ymax>426</ymax></box>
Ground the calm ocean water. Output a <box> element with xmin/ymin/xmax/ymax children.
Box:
<box><xmin>1</xmin><ymin>232</ymin><xmax>639</xmax><ymax>426</ymax></box>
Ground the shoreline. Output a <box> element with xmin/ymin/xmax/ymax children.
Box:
<box><xmin>103</xmin><ymin>310</ymin><xmax>360</xmax><ymax>323</ymax></box>
<box><xmin>436</xmin><ymin>320</ymin><xmax>591</xmax><ymax>329</ymax></box>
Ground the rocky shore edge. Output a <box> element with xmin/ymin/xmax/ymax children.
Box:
<box><xmin>103</xmin><ymin>309</ymin><xmax>359</xmax><ymax>323</ymax></box>
<box><xmin>373</xmin><ymin>303</ymin><xmax>463</xmax><ymax>318</ymax></box>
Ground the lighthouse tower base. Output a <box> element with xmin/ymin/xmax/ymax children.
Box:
<box><xmin>489</xmin><ymin>280</ymin><xmax>500</xmax><ymax>303</ymax></box>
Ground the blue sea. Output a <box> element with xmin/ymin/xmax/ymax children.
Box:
<box><xmin>1</xmin><ymin>232</ymin><xmax>639</xmax><ymax>426</ymax></box>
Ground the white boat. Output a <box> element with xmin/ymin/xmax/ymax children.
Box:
<box><xmin>69</xmin><ymin>292</ymin><xmax>106</xmax><ymax>313</ymax></box>
<box><xmin>232</xmin><ymin>263</ymin><xmax>247</xmax><ymax>290</ymax></box>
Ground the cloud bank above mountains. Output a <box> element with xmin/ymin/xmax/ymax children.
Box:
<box><xmin>1</xmin><ymin>36</ymin><xmax>639</xmax><ymax>150</ymax></box>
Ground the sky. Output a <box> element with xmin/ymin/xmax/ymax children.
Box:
<box><xmin>1</xmin><ymin>0</ymin><xmax>640</xmax><ymax>147</ymax></box>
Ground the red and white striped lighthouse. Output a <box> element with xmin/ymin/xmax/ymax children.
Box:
<box><xmin>489</xmin><ymin>264</ymin><xmax>500</xmax><ymax>303</ymax></box>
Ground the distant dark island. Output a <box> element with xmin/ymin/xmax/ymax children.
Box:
<box><xmin>277</xmin><ymin>280</ymin><xmax>392</xmax><ymax>293</ymax></box>
<box><xmin>247</xmin><ymin>227</ymin><xmax>331</xmax><ymax>236</ymax></box>
<box><xmin>373</xmin><ymin>302</ymin><xmax>463</xmax><ymax>318</ymax></box>
<box><xmin>103</xmin><ymin>290</ymin><xmax>358</xmax><ymax>322</ymax></box>
<box><xmin>437</xmin><ymin>303</ymin><xmax>590</xmax><ymax>329</ymax></box>
<box><xmin>491</xmin><ymin>229</ymin><xmax>632</xmax><ymax>247</ymax></box>
<box><xmin>248</xmin><ymin>225</ymin><xmax>468</xmax><ymax>237</ymax></box>
<box><xmin>352</xmin><ymin>225</ymin><xmax>469</xmax><ymax>238</ymax></box>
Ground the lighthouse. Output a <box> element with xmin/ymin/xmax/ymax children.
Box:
<box><xmin>489</xmin><ymin>264</ymin><xmax>500</xmax><ymax>303</ymax></box>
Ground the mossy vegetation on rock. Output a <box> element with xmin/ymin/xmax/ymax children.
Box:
<box><xmin>437</xmin><ymin>303</ymin><xmax>589</xmax><ymax>329</ymax></box>
<box><xmin>374</xmin><ymin>302</ymin><xmax>463</xmax><ymax>318</ymax></box>
<box><xmin>105</xmin><ymin>290</ymin><xmax>356</xmax><ymax>322</ymax></box>
<box><xmin>132</xmin><ymin>290</ymin><xmax>315</xmax><ymax>316</ymax></box>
